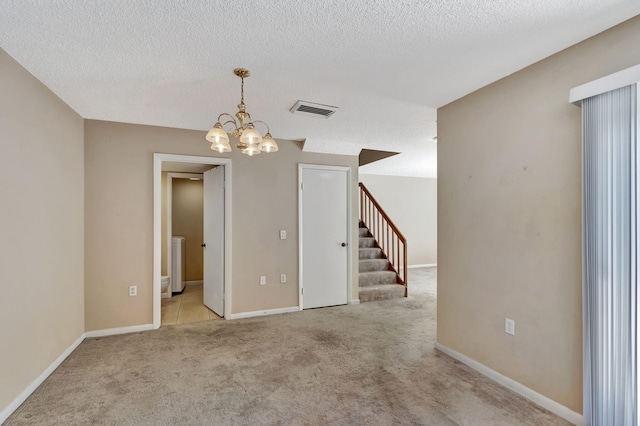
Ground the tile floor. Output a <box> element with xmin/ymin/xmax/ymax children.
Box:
<box><xmin>161</xmin><ymin>284</ymin><xmax>222</xmax><ymax>325</ymax></box>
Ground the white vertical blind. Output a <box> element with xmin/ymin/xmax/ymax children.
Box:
<box><xmin>582</xmin><ymin>83</ymin><xmax>638</xmax><ymax>426</ymax></box>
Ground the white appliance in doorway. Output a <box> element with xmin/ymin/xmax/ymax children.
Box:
<box><xmin>299</xmin><ymin>165</ymin><xmax>350</xmax><ymax>309</ymax></box>
<box><xmin>171</xmin><ymin>236</ymin><xmax>186</xmax><ymax>293</ymax></box>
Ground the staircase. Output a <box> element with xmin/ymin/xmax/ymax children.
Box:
<box><xmin>358</xmin><ymin>221</ymin><xmax>406</xmax><ymax>302</ymax></box>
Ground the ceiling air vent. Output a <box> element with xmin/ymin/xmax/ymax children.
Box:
<box><xmin>290</xmin><ymin>100</ymin><xmax>338</xmax><ymax>119</ymax></box>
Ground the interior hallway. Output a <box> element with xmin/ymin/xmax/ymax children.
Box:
<box><xmin>161</xmin><ymin>284</ymin><xmax>222</xmax><ymax>325</ymax></box>
<box><xmin>6</xmin><ymin>268</ymin><xmax>570</xmax><ymax>425</ymax></box>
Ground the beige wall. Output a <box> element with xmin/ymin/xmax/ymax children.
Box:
<box><xmin>437</xmin><ymin>15</ymin><xmax>640</xmax><ymax>413</ymax></box>
<box><xmin>172</xmin><ymin>178</ymin><xmax>204</xmax><ymax>281</ymax></box>
<box><xmin>359</xmin><ymin>174</ymin><xmax>437</xmax><ymax>265</ymax></box>
<box><xmin>0</xmin><ymin>49</ymin><xmax>84</xmax><ymax>413</ymax></box>
<box><xmin>84</xmin><ymin>121</ymin><xmax>358</xmax><ymax>330</ymax></box>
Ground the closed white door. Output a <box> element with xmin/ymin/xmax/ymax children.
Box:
<box><xmin>203</xmin><ymin>166</ymin><xmax>225</xmax><ymax>316</ymax></box>
<box><xmin>300</xmin><ymin>165</ymin><xmax>349</xmax><ymax>309</ymax></box>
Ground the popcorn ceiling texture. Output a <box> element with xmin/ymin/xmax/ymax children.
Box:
<box><xmin>0</xmin><ymin>0</ymin><xmax>639</xmax><ymax>177</ymax></box>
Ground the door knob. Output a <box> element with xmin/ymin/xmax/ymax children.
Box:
<box><xmin>341</xmin><ymin>242</ymin><xmax>347</xmax><ymax>247</ymax></box>
<box><xmin>201</xmin><ymin>243</ymin><xmax>206</xmax><ymax>248</ymax></box>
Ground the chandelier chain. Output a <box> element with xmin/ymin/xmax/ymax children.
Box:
<box><xmin>240</xmin><ymin>76</ymin><xmax>245</xmax><ymax>105</ymax></box>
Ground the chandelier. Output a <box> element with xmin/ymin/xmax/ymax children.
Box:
<box><xmin>205</xmin><ymin>68</ymin><xmax>278</xmax><ymax>156</ymax></box>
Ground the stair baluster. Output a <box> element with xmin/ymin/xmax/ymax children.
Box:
<box><xmin>358</xmin><ymin>182</ymin><xmax>407</xmax><ymax>296</ymax></box>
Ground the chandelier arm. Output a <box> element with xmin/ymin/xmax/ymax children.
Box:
<box><xmin>217</xmin><ymin>114</ymin><xmax>240</xmax><ymax>132</ymax></box>
<box><xmin>219</xmin><ymin>120</ymin><xmax>238</xmax><ymax>132</ymax></box>
<box><xmin>235</xmin><ymin>112</ymin><xmax>253</xmax><ymax>130</ymax></box>
<box><xmin>252</xmin><ymin>120</ymin><xmax>270</xmax><ymax>135</ymax></box>
<box><xmin>218</xmin><ymin>112</ymin><xmax>236</xmax><ymax>121</ymax></box>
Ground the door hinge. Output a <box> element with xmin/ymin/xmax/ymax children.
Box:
<box><xmin>301</xmin><ymin>288</ymin><xmax>303</xmax><ymax>295</ymax></box>
<box><xmin>300</xmin><ymin>182</ymin><xmax>304</xmax><ymax>190</ymax></box>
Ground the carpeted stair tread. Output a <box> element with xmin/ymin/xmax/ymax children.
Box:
<box><xmin>359</xmin><ymin>259</ymin><xmax>391</xmax><ymax>272</ymax></box>
<box><xmin>359</xmin><ymin>248</ymin><xmax>383</xmax><ymax>259</ymax></box>
<box><xmin>359</xmin><ymin>237</ymin><xmax>377</xmax><ymax>248</ymax></box>
<box><xmin>359</xmin><ymin>284</ymin><xmax>406</xmax><ymax>302</ymax></box>
<box><xmin>358</xmin><ymin>220</ymin><xmax>405</xmax><ymax>301</ymax></box>
<box><xmin>359</xmin><ymin>270</ymin><xmax>398</xmax><ymax>287</ymax></box>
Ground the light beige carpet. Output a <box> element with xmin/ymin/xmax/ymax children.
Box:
<box><xmin>6</xmin><ymin>268</ymin><xmax>571</xmax><ymax>425</ymax></box>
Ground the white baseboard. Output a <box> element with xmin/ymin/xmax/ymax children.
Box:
<box><xmin>408</xmin><ymin>263</ymin><xmax>437</xmax><ymax>269</ymax></box>
<box><xmin>350</xmin><ymin>299</ymin><xmax>360</xmax><ymax>305</ymax></box>
<box><xmin>84</xmin><ymin>324</ymin><xmax>154</xmax><ymax>338</ymax></box>
<box><xmin>434</xmin><ymin>343</ymin><xmax>583</xmax><ymax>426</ymax></box>
<box><xmin>2</xmin><ymin>323</ymin><xmax>157</xmax><ymax>423</ymax></box>
<box><xmin>226</xmin><ymin>306</ymin><xmax>299</xmax><ymax>320</ymax></box>
<box><xmin>0</xmin><ymin>334</ymin><xmax>85</xmax><ymax>424</ymax></box>
<box><xmin>185</xmin><ymin>280</ymin><xmax>203</xmax><ymax>286</ymax></box>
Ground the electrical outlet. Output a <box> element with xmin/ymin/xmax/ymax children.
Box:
<box><xmin>281</xmin><ymin>274</ymin><xmax>286</xmax><ymax>283</ymax></box>
<box><xmin>505</xmin><ymin>318</ymin><xmax>515</xmax><ymax>336</ymax></box>
<box><xmin>260</xmin><ymin>276</ymin><xmax>266</xmax><ymax>286</ymax></box>
<box><xmin>129</xmin><ymin>286</ymin><xmax>137</xmax><ymax>297</ymax></box>
<box><xmin>280</xmin><ymin>230</ymin><xmax>287</xmax><ymax>240</ymax></box>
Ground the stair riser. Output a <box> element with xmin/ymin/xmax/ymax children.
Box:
<box><xmin>357</xmin><ymin>222</ymin><xmax>404</xmax><ymax>302</ymax></box>
<box><xmin>359</xmin><ymin>285</ymin><xmax>406</xmax><ymax>302</ymax></box>
<box><xmin>359</xmin><ymin>238</ymin><xmax>376</xmax><ymax>248</ymax></box>
<box><xmin>359</xmin><ymin>259</ymin><xmax>390</xmax><ymax>272</ymax></box>
<box><xmin>359</xmin><ymin>271</ymin><xmax>398</xmax><ymax>287</ymax></box>
<box><xmin>359</xmin><ymin>248</ymin><xmax>382</xmax><ymax>259</ymax></box>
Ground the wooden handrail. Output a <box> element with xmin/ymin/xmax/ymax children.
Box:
<box><xmin>359</xmin><ymin>182</ymin><xmax>408</xmax><ymax>295</ymax></box>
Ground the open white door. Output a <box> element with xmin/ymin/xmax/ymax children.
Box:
<box><xmin>300</xmin><ymin>165</ymin><xmax>349</xmax><ymax>309</ymax></box>
<box><xmin>203</xmin><ymin>166</ymin><xmax>225</xmax><ymax>316</ymax></box>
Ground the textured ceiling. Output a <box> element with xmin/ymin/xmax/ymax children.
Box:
<box><xmin>1</xmin><ymin>1</ymin><xmax>639</xmax><ymax>178</ymax></box>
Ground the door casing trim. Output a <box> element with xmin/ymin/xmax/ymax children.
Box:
<box><xmin>297</xmin><ymin>163</ymin><xmax>352</xmax><ymax>310</ymax></box>
<box><xmin>153</xmin><ymin>153</ymin><xmax>232</xmax><ymax>328</ymax></box>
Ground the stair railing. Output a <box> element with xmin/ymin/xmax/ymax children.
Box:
<box><xmin>359</xmin><ymin>182</ymin><xmax>407</xmax><ymax>295</ymax></box>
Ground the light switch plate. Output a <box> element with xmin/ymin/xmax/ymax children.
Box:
<box><xmin>505</xmin><ymin>318</ymin><xmax>515</xmax><ymax>336</ymax></box>
<box><xmin>280</xmin><ymin>230</ymin><xmax>286</xmax><ymax>240</ymax></box>
<box><xmin>260</xmin><ymin>276</ymin><xmax>266</xmax><ymax>285</ymax></box>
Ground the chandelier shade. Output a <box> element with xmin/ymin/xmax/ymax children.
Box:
<box><xmin>210</xmin><ymin>140</ymin><xmax>232</xmax><ymax>153</ymax></box>
<box><xmin>205</xmin><ymin>68</ymin><xmax>278</xmax><ymax>156</ymax></box>
<box><xmin>241</xmin><ymin>144</ymin><xmax>262</xmax><ymax>156</ymax></box>
<box><xmin>259</xmin><ymin>133</ymin><xmax>278</xmax><ymax>153</ymax></box>
<box><xmin>239</xmin><ymin>124</ymin><xmax>262</xmax><ymax>146</ymax></box>
<box><xmin>205</xmin><ymin>123</ymin><xmax>229</xmax><ymax>144</ymax></box>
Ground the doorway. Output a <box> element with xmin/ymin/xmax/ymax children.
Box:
<box><xmin>165</xmin><ymin>172</ymin><xmax>204</xmax><ymax>298</ymax></box>
<box><xmin>298</xmin><ymin>164</ymin><xmax>351</xmax><ymax>309</ymax></box>
<box><xmin>162</xmin><ymin>171</ymin><xmax>223</xmax><ymax>324</ymax></box>
<box><xmin>153</xmin><ymin>154</ymin><xmax>232</xmax><ymax>329</ymax></box>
